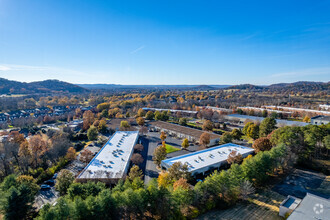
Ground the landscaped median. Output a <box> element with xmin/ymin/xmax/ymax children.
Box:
<box><xmin>165</xmin><ymin>144</ymin><xmax>180</xmax><ymax>153</ymax></box>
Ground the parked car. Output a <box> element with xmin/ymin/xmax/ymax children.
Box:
<box><xmin>52</xmin><ymin>173</ymin><xmax>58</xmax><ymax>179</ymax></box>
<box><xmin>40</xmin><ymin>184</ymin><xmax>51</xmax><ymax>190</ymax></box>
<box><xmin>44</xmin><ymin>179</ymin><xmax>55</xmax><ymax>186</ymax></box>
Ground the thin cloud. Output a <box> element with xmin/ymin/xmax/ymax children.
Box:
<box><xmin>271</xmin><ymin>67</ymin><xmax>330</xmax><ymax>78</ymax></box>
<box><xmin>130</xmin><ymin>45</ymin><xmax>145</xmax><ymax>54</ymax></box>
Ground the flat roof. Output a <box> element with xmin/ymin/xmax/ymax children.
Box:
<box><xmin>143</xmin><ymin>107</ymin><xmax>197</xmax><ymax>114</ymax></box>
<box><xmin>288</xmin><ymin>193</ymin><xmax>330</xmax><ymax>220</ymax></box>
<box><xmin>311</xmin><ymin>115</ymin><xmax>330</xmax><ymax>121</ymax></box>
<box><xmin>77</xmin><ymin>131</ymin><xmax>139</xmax><ymax>180</ymax></box>
<box><xmin>149</xmin><ymin>121</ymin><xmax>221</xmax><ymax>140</ymax></box>
<box><xmin>161</xmin><ymin>143</ymin><xmax>254</xmax><ymax>173</ymax></box>
<box><xmin>226</xmin><ymin>114</ymin><xmax>309</xmax><ymax>126</ymax></box>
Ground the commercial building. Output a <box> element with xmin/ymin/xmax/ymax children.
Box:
<box><xmin>76</xmin><ymin>131</ymin><xmax>139</xmax><ymax>184</ymax></box>
<box><xmin>263</xmin><ymin>106</ymin><xmax>330</xmax><ymax>116</ymax></box>
<box><xmin>161</xmin><ymin>143</ymin><xmax>254</xmax><ymax>176</ymax></box>
<box><xmin>310</xmin><ymin>115</ymin><xmax>330</xmax><ymax>125</ymax></box>
<box><xmin>149</xmin><ymin>121</ymin><xmax>221</xmax><ymax>146</ymax></box>
<box><xmin>225</xmin><ymin>114</ymin><xmax>309</xmax><ymax>127</ymax></box>
<box><xmin>142</xmin><ymin>107</ymin><xmax>197</xmax><ymax>116</ymax></box>
<box><xmin>280</xmin><ymin>193</ymin><xmax>330</xmax><ymax>220</ymax></box>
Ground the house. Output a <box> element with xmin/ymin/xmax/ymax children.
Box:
<box><xmin>76</xmin><ymin>131</ymin><xmax>139</xmax><ymax>184</ymax></box>
<box><xmin>149</xmin><ymin>121</ymin><xmax>221</xmax><ymax>146</ymax></box>
<box><xmin>311</xmin><ymin>115</ymin><xmax>330</xmax><ymax>125</ymax></box>
<box><xmin>161</xmin><ymin>143</ymin><xmax>254</xmax><ymax>176</ymax></box>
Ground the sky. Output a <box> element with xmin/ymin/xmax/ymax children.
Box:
<box><xmin>0</xmin><ymin>0</ymin><xmax>330</xmax><ymax>85</ymax></box>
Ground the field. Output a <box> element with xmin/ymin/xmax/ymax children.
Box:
<box><xmin>165</xmin><ymin>144</ymin><xmax>180</xmax><ymax>153</ymax></box>
<box><xmin>198</xmin><ymin>190</ymin><xmax>285</xmax><ymax>220</ymax></box>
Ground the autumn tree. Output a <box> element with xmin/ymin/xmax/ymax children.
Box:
<box><xmin>253</xmin><ymin>137</ymin><xmax>273</xmax><ymax>152</ymax></box>
<box><xmin>97</xmin><ymin>103</ymin><xmax>110</xmax><ymax>111</ymax></box>
<box><xmin>120</xmin><ymin>120</ymin><xmax>130</xmax><ymax>131</ymax></box>
<box><xmin>137</xmin><ymin>108</ymin><xmax>146</xmax><ymax>117</ymax></box>
<box><xmin>153</xmin><ymin>143</ymin><xmax>167</xmax><ymax>167</ymax></box>
<box><xmin>65</xmin><ymin>147</ymin><xmax>76</xmax><ymax>161</ymax></box>
<box><xmin>80</xmin><ymin>149</ymin><xmax>93</xmax><ymax>165</ymax></box>
<box><xmin>303</xmin><ymin>115</ymin><xmax>311</xmax><ymax>123</ymax></box>
<box><xmin>181</xmin><ymin>138</ymin><xmax>189</xmax><ymax>150</ymax></box>
<box><xmin>97</xmin><ymin>119</ymin><xmax>107</xmax><ymax>133</ymax></box>
<box><xmin>199</xmin><ymin>132</ymin><xmax>210</xmax><ymax>148</ymax></box>
<box><xmin>157</xmin><ymin>171</ymin><xmax>171</xmax><ymax>188</ymax></box>
<box><xmin>131</xmin><ymin>153</ymin><xmax>144</xmax><ymax>165</ymax></box>
<box><xmin>173</xmin><ymin>178</ymin><xmax>190</xmax><ymax>191</ymax></box>
<box><xmin>160</xmin><ymin>131</ymin><xmax>167</xmax><ymax>141</ymax></box>
<box><xmin>134</xmin><ymin>144</ymin><xmax>144</xmax><ymax>152</ymax></box>
<box><xmin>136</xmin><ymin>117</ymin><xmax>145</xmax><ymax>126</ymax></box>
<box><xmin>127</xmin><ymin>165</ymin><xmax>143</xmax><ymax>182</ymax></box>
<box><xmin>202</xmin><ymin>120</ymin><xmax>213</xmax><ymax>131</ymax></box>
<box><xmin>28</xmin><ymin>135</ymin><xmax>48</xmax><ymax>168</ymax></box>
<box><xmin>83</xmin><ymin>110</ymin><xmax>94</xmax><ymax>130</ymax></box>
<box><xmin>227</xmin><ymin>150</ymin><xmax>243</xmax><ymax>165</ymax></box>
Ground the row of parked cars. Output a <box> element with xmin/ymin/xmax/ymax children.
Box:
<box><xmin>40</xmin><ymin>173</ymin><xmax>57</xmax><ymax>191</ymax></box>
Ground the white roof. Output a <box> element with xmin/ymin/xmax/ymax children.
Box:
<box><xmin>142</xmin><ymin>107</ymin><xmax>197</xmax><ymax>114</ymax></box>
<box><xmin>162</xmin><ymin>143</ymin><xmax>254</xmax><ymax>174</ymax></box>
<box><xmin>77</xmin><ymin>131</ymin><xmax>139</xmax><ymax>180</ymax></box>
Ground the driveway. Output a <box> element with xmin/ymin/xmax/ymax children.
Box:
<box><xmin>34</xmin><ymin>187</ymin><xmax>59</xmax><ymax>210</ymax></box>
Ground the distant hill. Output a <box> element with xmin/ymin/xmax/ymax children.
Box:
<box><xmin>0</xmin><ymin>78</ymin><xmax>89</xmax><ymax>94</ymax></box>
<box><xmin>226</xmin><ymin>81</ymin><xmax>329</xmax><ymax>92</ymax></box>
<box><xmin>77</xmin><ymin>84</ymin><xmax>230</xmax><ymax>90</ymax></box>
<box><xmin>268</xmin><ymin>81</ymin><xmax>330</xmax><ymax>91</ymax></box>
<box><xmin>227</xmin><ymin>84</ymin><xmax>265</xmax><ymax>90</ymax></box>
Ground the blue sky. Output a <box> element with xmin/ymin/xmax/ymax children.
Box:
<box><xmin>0</xmin><ymin>0</ymin><xmax>330</xmax><ymax>85</ymax></box>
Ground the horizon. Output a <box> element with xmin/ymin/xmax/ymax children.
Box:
<box><xmin>1</xmin><ymin>77</ymin><xmax>329</xmax><ymax>86</ymax></box>
<box><xmin>1</xmin><ymin>1</ymin><xmax>330</xmax><ymax>84</ymax></box>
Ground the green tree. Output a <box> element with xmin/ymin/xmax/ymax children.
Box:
<box><xmin>154</xmin><ymin>111</ymin><xmax>162</xmax><ymax>121</ymax></box>
<box><xmin>242</xmin><ymin>122</ymin><xmax>254</xmax><ymax>135</ymax></box>
<box><xmin>136</xmin><ymin>117</ymin><xmax>145</xmax><ymax>126</ymax></box>
<box><xmin>262</xmin><ymin>110</ymin><xmax>268</xmax><ymax>118</ymax></box>
<box><xmin>220</xmin><ymin>132</ymin><xmax>233</xmax><ymax>144</ymax></box>
<box><xmin>231</xmin><ymin>129</ymin><xmax>242</xmax><ymax>140</ymax></box>
<box><xmin>0</xmin><ymin>175</ymin><xmax>39</xmax><ymax>220</ymax></box>
<box><xmin>247</xmin><ymin>124</ymin><xmax>259</xmax><ymax>140</ymax></box>
<box><xmin>145</xmin><ymin>111</ymin><xmax>154</xmax><ymax>120</ymax></box>
<box><xmin>55</xmin><ymin>169</ymin><xmax>74</xmax><ymax>196</ymax></box>
<box><xmin>259</xmin><ymin>117</ymin><xmax>277</xmax><ymax>137</ymax></box>
<box><xmin>153</xmin><ymin>143</ymin><xmax>167</xmax><ymax>167</ymax></box>
<box><xmin>179</xmin><ymin>118</ymin><xmax>187</xmax><ymax>126</ymax></box>
<box><xmin>87</xmin><ymin>125</ymin><xmax>98</xmax><ymax>141</ymax></box>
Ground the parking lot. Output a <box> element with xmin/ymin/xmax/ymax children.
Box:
<box><xmin>34</xmin><ymin>186</ymin><xmax>59</xmax><ymax>210</ymax></box>
<box><xmin>272</xmin><ymin>168</ymin><xmax>329</xmax><ymax>199</ymax></box>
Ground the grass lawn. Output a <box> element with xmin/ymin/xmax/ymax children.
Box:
<box><xmin>165</xmin><ymin>144</ymin><xmax>180</xmax><ymax>153</ymax></box>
